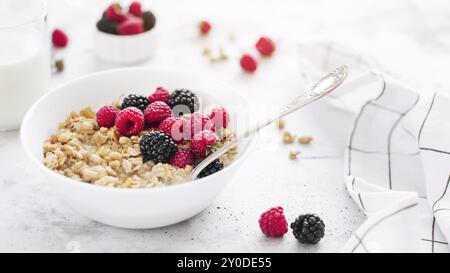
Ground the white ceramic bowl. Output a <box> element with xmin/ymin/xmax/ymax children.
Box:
<box><xmin>21</xmin><ymin>68</ymin><xmax>255</xmax><ymax>229</ymax></box>
<box><xmin>93</xmin><ymin>28</ymin><xmax>157</xmax><ymax>64</ymax></box>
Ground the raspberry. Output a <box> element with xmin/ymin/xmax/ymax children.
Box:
<box><xmin>240</xmin><ymin>54</ymin><xmax>257</xmax><ymax>73</ymax></box>
<box><xmin>209</xmin><ymin>107</ymin><xmax>229</xmax><ymax>129</ymax></box>
<box><xmin>129</xmin><ymin>1</ymin><xmax>142</xmax><ymax>17</ymax></box>
<box><xmin>255</xmin><ymin>37</ymin><xmax>275</xmax><ymax>56</ymax></box>
<box><xmin>259</xmin><ymin>207</ymin><xmax>288</xmax><ymax>237</ymax></box>
<box><xmin>199</xmin><ymin>20</ymin><xmax>211</xmax><ymax>35</ymax></box>
<box><xmin>191</xmin><ymin>130</ymin><xmax>219</xmax><ymax>156</ymax></box>
<box><xmin>170</xmin><ymin>148</ymin><xmax>194</xmax><ymax>168</ymax></box>
<box><xmin>148</xmin><ymin>87</ymin><xmax>170</xmax><ymax>103</ymax></box>
<box><xmin>105</xmin><ymin>4</ymin><xmax>127</xmax><ymax>22</ymax></box>
<box><xmin>96</xmin><ymin>105</ymin><xmax>118</xmax><ymax>128</ymax></box>
<box><xmin>144</xmin><ymin>101</ymin><xmax>172</xmax><ymax>128</ymax></box>
<box><xmin>184</xmin><ymin>112</ymin><xmax>215</xmax><ymax>140</ymax></box>
<box><xmin>118</xmin><ymin>16</ymin><xmax>144</xmax><ymax>35</ymax></box>
<box><xmin>52</xmin><ymin>29</ymin><xmax>68</xmax><ymax>48</ymax></box>
<box><xmin>158</xmin><ymin>117</ymin><xmax>184</xmax><ymax>143</ymax></box>
<box><xmin>115</xmin><ymin>107</ymin><xmax>144</xmax><ymax>136</ymax></box>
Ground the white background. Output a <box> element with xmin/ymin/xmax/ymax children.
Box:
<box><xmin>0</xmin><ymin>0</ymin><xmax>449</xmax><ymax>252</ymax></box>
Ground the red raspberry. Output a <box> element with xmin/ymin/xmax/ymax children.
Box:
<box><xmin>158</xmin><ymin>117</ymin><xmax>184</xmax><ymax>143</ymax></box>
<box><xmin>115</xmin><ymin>107</ymin><xmax>144</xmax><ymax>136</ymax></box>
<box><xmin>258</xmin><ymin>207</ymin><xmax>288</xmax><ymax>237</ymax></box>
<box><xmin>106</xmin><ymin>4</ymin><xmax>127</xmax><ymax>22</ymax></box>
<box><xmin>129</xmin><ymin>1</ymin><xmax>142</xmax><ymax>17</ymax></box>
<box><xmin>184</xmin><ymin>112</ymin><xmax>215</xmax><ymax>140</ymax></box>
<box><xmin>170</xmin><ymin>148</ymin><xmax>194</xmax><ymax>168</ymax></box>
<box><xmin>148</xmin><ymin>87</ymin><xmax>170</xmax><ymax>103</ymax></box>
<box><xmin>255</xmin><ymin>37</ymin><xmax>275</xmax><ymax>56</ymax></box>
<box><xmin>96</xmin><ymin>105</ymin><xmax>118</xmax><ymax>128</ymax></box>
<box><xmin>52</xmin><ymin>29</ymin><xmax>68</xmax><ymax>48</ymax></box>
<box><xmin>240</xmin><ymin>54</ymin><xmax>257</xmax><ymax>73</ymax></box>
<box><xmin>118</xmin><ymin>16</ymin><xmax>144</xmax><ymax>35</ymax></box>
<box><xmin>209</xmin><ymin>107</ymin><xmax>229</xmax><ymax>129</ymax></box>
<box><xmin>144</xmin><ymin>101</ymin><xmax>172</xmax><ymax>128</ymax></box>
<box><xmin>191</xmin><ymin>130</ymin><xmax>219</xmax><ymax>156</ymax></box>
<box><xmin>199</xmin><ymin>20</ymin><xmax>211</xmax><ymax>35</ymax></box>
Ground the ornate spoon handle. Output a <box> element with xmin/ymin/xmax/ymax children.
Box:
<box><xmin>189</xmin><ymin>65</ymin><xmax>349</xmax><ymax>180</ymax></box>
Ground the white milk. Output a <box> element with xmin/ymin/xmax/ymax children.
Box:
<box><xmin>0</xmin><ymin>28</ymin><xmax>50</xmax><ymax>130</ymax></box>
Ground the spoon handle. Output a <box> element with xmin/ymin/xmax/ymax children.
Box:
<box><xmin>189</xmin><ymin>65</ymin><xmax>349</xmax><ymax>180</ymax></box>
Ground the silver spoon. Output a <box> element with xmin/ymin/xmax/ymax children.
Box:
<box><xmin>189</xmin><ymin>65</ymin><xmax>349</xmax><ymax>180</ymax></box>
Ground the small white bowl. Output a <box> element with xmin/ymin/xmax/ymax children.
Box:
<box><xmin>94</xmin><ymin>28</ymin><xmax>157</xmax><ymax>64</ymax></box>
<box><xmin>21</xmin><ymin>67</ymin><xmax>255</xmax><ymax>229</ymax></box>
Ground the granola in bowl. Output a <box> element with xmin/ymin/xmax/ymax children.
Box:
<box><xmin>42</xmin><ymin>87</ymin><xmax>237</xmax><ymax>188</ymax></box>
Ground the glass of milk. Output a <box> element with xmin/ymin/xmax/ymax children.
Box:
<box><xmin>0</xmin><ymin>0</ymin><xmax>50</xmax><ymax>131</ymax></box>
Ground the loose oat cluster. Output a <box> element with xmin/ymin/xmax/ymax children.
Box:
<box><xmin>43</xmin><ymin>87</ymin><xmax>237</xmax><ymax>188</ymax></box>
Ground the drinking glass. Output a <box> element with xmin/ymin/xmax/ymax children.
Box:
<box><xmin>0</xmin><ymin>0</ymin><xmax>50</xmax><ymax>131</ymax></box>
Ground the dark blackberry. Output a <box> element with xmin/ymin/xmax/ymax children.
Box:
<box><xmin>198</xmin><ymin>159</ymin><xmax>223</xmax><ymax>178</ymax></box>
<box><xmin>167</xmin><ymin>89</ymin><xmax>199</xmax><ymax>116</ymax></box>
<box><xmin>139</xmin><ymin>131</ymin><xmax>177</xmax><ymax>163</ymax></box>
<box><xmin>121</xmin><ymin>94</ymin><xmax>149</xmax><ymax>112</ymax></box>
<box><xmin>290</xmin><ymin>214</ymin><xmax>325</xmax><ymax>244</ymax></box>
<box><xmin>142</xmin><ymin>11</ymin><xmax>156</xmax><ymax>31</ymax></box>
<box><xmin>96</xmin><ymin>18</ymin><xmax>119</xmax><ymax>35</ymax></box>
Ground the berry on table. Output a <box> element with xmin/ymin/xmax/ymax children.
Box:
<box><xmin>255</xmin><ymin>36</ymin><xmax>275</xmax><ymax>56</ymax></box>
<box><xmin>170</xmin><ymin>148</ymin><xmax>194</xmax><ymax>168</ymax></box>
<box><xmin>167</xmin><ymin>89</ymin><xmax>200</xmax><ymax>116</ymax></box>
<box><xmin>198</xmin><ymin>159</ymin><xmax>223</xmax><ymax>178</ymax></box>
<box><xmin>129</xmin><ymin>1</ymin><xmax>142</xmax><ymax>17</ymax></box>
<box><xmin>115</xmin><ymin>107</ymin><xmax>144</xmax><ymax>137</ymax></box>
<box><xmin>139</xmin><ymin>131</ymin><xmax>177</xmax><ymax>163</ymax></box>
<box><xmin>240</xmin><ymin>54</ymin><xmax>257</xmax><ymax>73</ymax></box>
<box><xmin>191</xmin><ymin>130</ymin><xmax>219</xmax><ymax>156</ymax></box>
<box><xmin>258</xmin><ymin>207</ymin><xmax>288</xmax><ymax>237</ymax></box>
<box><xmin>291</xmin><ymin>214</ymin><xmax>325</xmax><ymax>244</ymax></box>
<box><xmin>184</xmin><ymin>112</ymin><xmax>215</xmax><ymax>139</ymax></box>
<box><xmin>52</xmin><ymin>29</ymin><xmax>68</xmax><ymax>48</ymax></box>
<box><xmin>96</xmin><ymin>105</ymin><xmax>118</xmax><ymax>128</ymax></box>
<box><xmin>142</xmin><ymin>11</ymin><xmax>156</xmax><ymax>31</ymax></box>
<box><xmin>199</xmin><ymin>20</ymin><xmax>211</xmax><ymax>35</ymax></box>
<box><xmin>144</xmin><ymin>101</ymin><xmax>172</xmax><ymax>128</ymax></box>
<box><xmin>121</xmin><ymin>94</ymin><xmax>149</xmax><ymax>112</ymax></box>
<box><xmin>118</xmin><ymin>16</ymin><xmax>144</xmax><ymax>35</ymax></box>
<box><xmin>209</xmin><ymin>107</ymin><xmax>229</xmax><ymax>129</ymax></box>
<box><xmin>148</xmin><ymin>87</ymin><xmax>170</xmax><ymax>103</ymax></box>
<box><xmin>158</xmin><ymin>117</ymin><xmax>185</xmax><ymax>143</ymax></box>
<box><xmin>105</xmin><ymin>3</ymin><xmax>127</xmax><ymax>22</ymax></box>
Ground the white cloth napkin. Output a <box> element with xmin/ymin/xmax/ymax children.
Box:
<box><xmin>298</xmin><ymin>42</ymin><xmax>450</xmax><ymax>252</ymax></box>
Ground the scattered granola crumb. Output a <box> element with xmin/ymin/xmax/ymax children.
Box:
<box><xmin>202</xmin><ymin>46</ymin><xmax>211</xmax><ymax>56</ymax></box>
<box><xmin>283</xmin><ymin>131</ymin><xmax>295</xmax><ymax>144</ymax></box>
<box><xmin>298</xmin><ymin>135</ymin><xmax>313</xmax><ymax>145</ymax></box>
<box><xmin>277</xmin><ymin>119</ymin><xmax>285</xmax><ymax>130</ymax></box>
<box><xmin>289</xmin><ymin>151</ymin><xmax>301</xmax><ymax>160</ymax></box>
<box><xmin>55</xmin><ymin>59</ymin><xmax>64</xmax><ymax>73</ymax></box>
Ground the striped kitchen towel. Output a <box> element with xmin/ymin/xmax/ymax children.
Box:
<box><xmin>298</xmin><ymin>42</ymin><xmax>450</xmax><ymax>252</ymax></box>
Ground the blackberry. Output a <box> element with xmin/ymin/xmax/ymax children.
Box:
<box><xmin>198</xmin><ymin>159</ymin><xmax>223</xmax><ymax>178</ymax></box>
<box><xmin>139</xmin><ymin>131</ymin><xmax>177</xmax><ymax>163</ymax></box>
<box><xmin>142</xmin><ymin>11</ymin><xmax>156</xmax><ymax>31</ymax></box>
<box><xmin>167</xmin><ymin>89</ymin><xmax>199</xmax><ymax>116</ymax></box>
<box><xmin>96</xmin><ymin>17</ymin><xmax>118</xmax><ymax>35</ymax></box>
<box><xmin>121</xmin><ymin>94</ymin><xmax>149</xmax><ymax>112</ymax></box>
<box><xmin>290</xmin><ymin>214</ymin><xmax>325</xmax><ymax>244</ymax></box>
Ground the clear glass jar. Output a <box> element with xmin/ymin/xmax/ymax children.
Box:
<box><xmin>0</xmin><ymin>0</ymin><xmax>50</xmax><ymax>131</ymax></box>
